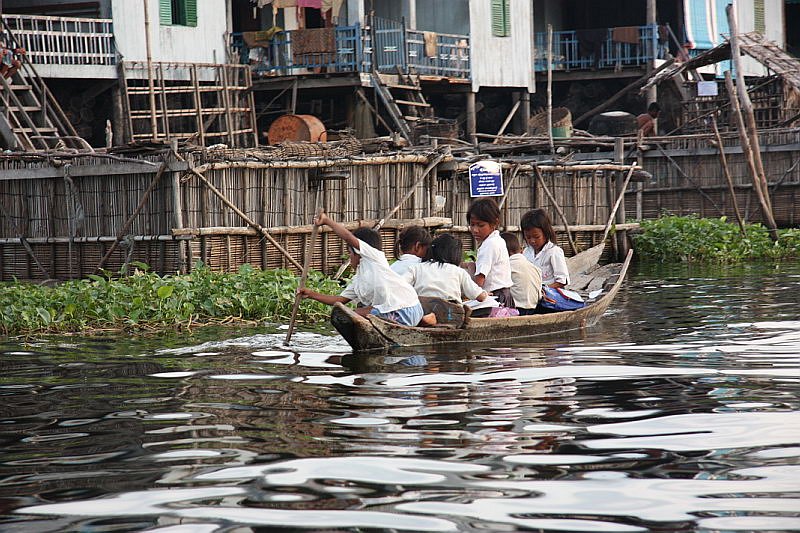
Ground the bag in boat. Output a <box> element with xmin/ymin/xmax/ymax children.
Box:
<box><xmin>539</xmin><ymin>287</ymin><xmax>586</xmax><ymax>311</ymax></box>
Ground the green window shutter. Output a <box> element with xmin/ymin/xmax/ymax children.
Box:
<box><xmin>753</xmin><ymin>0</ymin><xmax>765</xmax><ymax>34</ymax></box>
<box><xmin>184</xmin><ymin>0</ymin><xmax>197</xmax><ymax>27</ymax></box>
<box><xmin>504</xmin><ymin>0</ymin><xmax>510</xmax><ymax>36</ymax></box>
<box><xmin>159</xmin><ymin>0</ymin><xmax>172</xmax><ymax>25</ymax></box>
<box><xmin>491</xmin><ymin>0</ymin><xmax>510</xmax><ymax>37</ymax></box>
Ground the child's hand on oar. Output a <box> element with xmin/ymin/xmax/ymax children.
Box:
<box><xmin>313</xmin><ymin>211</ymin><xmax>328</xmax><ymax>227</ymax></box>
<box><xmin>296</xmin><ymin>287</ymin><xmax>312</xmax><ymax>299</ymax></box>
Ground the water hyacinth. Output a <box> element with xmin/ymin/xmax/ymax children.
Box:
<box><xmin>634</xmin><ymin>215</ymin><xmax>800</xmax><ymax>263</ymax></box>
<box><xmin>0</xmin><ymin>262</ymin><xmax>344</xmax><ymax>335</ymax></box>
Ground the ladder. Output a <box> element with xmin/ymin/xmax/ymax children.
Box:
<box><xmin>0</xmin><ymin>22</ymin><xmax>85</xmax><ymax>151</ymax></box>
<box><xmin>370</xmin><ymin>70</ymin><xmax>432</xmax><ymax>143</ymax></box>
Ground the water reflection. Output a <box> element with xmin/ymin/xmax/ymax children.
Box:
<box><xmin>2</xmin><ymin>262</ymin><xmax>800</xmax><ymax>531</ymax></box>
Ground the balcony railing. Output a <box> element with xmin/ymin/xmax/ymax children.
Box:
<box><xmin>534</xmin><ymin>24</ymin><xmax>658</xmax><ymax>72</ymax></box>
<box><xmin>3</xmin><ymin>14</ymin><xmax>116</xmax><ymax>66</ymax></box>
<box><xmin>232</xmin><ymin>19</ymin><xmax>471</xmax><ymax>80</ymax></box>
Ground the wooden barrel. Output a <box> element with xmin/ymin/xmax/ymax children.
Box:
<box><xmin>268</xmin><ymin>114</ymin><xmax>327</xmax><ymax>144</ymax></box>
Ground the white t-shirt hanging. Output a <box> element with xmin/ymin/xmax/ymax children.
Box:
<box><xmin>523</xmin><ymin>240</ymin><xmax>570</xmax><ymax>286</ymax></box>
<box><xmin>340</xmin><ymin>240</ymin><xmax>420</xmax><ymax>313</ymax></box>
<box><xmin>475</xmin><ymin>230</ymin><xmax>512</xmax><ymax>293</ymax></box>
<box><xmin>390</xmin><ymin>253</ymin><xmax>422</xmax><ymax>276</ymax></box>
<box><xmin>404</xmin><ymin>262</ymin><xmax>485</xmax><ymax>302</ymax></box>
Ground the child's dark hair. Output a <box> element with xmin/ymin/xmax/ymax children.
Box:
<box><xmin>425</xmin><ymin>233</ymin><xmax>462</xmax><ymax>266</ymax></box>
<box><xmin>500</xmin><ymin>232</ymin><xmax>521</xmax><ymax>254</ymax></box>
<box><xmin>520</xmin><ymin>209</ymin><xmax>557</xmax><ymax>244</ymax></box>
<box><xmin>352</xmin><ymin>227</ymin><xmax>382</xmax><ymax>251</ymax></box>
<box><xmin>395</xmin><ymin>225</ymin><xmax>432</xmax><ymax>256</ymax></box>
<box><xmin>466</xmin><ymin>197</ymin><xmax>501</xmax><ymax>227</ymax></box>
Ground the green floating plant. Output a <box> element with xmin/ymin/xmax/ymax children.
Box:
<box><xmin>0</xmin><ymin>263</ymin><xmax>345</xmax><ymax>336</ymax></box>
<box><xmin>634</xmin><ymin>215</ymin><xmax>800</xmax><ymax>263</ymax></box>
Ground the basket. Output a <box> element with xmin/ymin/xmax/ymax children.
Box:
<box><xmin>529</xmin><ymin>107</ymin><xmax>572</xmax><ymax>137</ymax></box>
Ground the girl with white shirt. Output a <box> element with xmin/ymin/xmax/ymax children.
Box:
<box><xmin>391</xmin><ymin>225</ymin><xmax>432</xmax><ymax>276</ymax></box>
<box><xmin>521</xmin><ymin>209</ymin><xmax>570</xmax><ymax>288</ymax></box>
<box><xmin>403</xmin><ymin>234</ymin><xmax>487</xmax><ymax>303</ymax></box>
<box><xmin>467</xmin><ymin>198</ymin><xmax>513</xmax><ymax>306</ymax></box>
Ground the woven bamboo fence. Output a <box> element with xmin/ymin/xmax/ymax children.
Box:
<box><xmin>623</xmin><ymin>128</ymin><xmax>800</xmax><ymax>226</ymax></box>
<box><xmin>0</xmin><ymin>149</ymin><xmax>628</xmax><ymax>281</ymax></box>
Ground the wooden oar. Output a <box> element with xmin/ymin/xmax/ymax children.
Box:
<box><xmin>285</xmin><ymin>208</ymin><xmax>324</xmax><ymax>345</ymax></box>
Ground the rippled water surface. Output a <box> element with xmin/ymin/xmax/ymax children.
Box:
<box><xmin>2</xmin><ymin>262</ymin><xmax>800</xmax><ymax>532</ymax></box>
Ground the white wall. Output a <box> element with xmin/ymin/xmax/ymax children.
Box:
<box><xmin>732</xmin><ymin>0</ymin><xmax>786</xmax><ymax>77</ymax></box>
<box><xmin>469</xmin><ymin>0</ymin><xmax>535</xmax><ymax>92</ymax></box>
<box><xmin>112</xmin><ymin>0</ymin><xmax>228</xmax><ymax>64</ymax></box>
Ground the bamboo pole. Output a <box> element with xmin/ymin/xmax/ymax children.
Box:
<box><xmin>726</xmin><ymin>4</ymin><xmax>778</xmax><ymax>239</ymax></box>
<box><xmin>493</xmin><ymin>99</ymin><xmax>522</xmax><ymax>143</ymax></box>
<box><xmin>532</xmin><ymin>165</ymin><xmax>578</xmax><ymax>255</ymax></box>
<box><xmin>652</xmin><ymin>141</ymin><xmax>724</xmax><ymax>214</ymax></box>
<box><xmin>546</xmin><ymin>23</ymin><xmax>554</xmax><ymax>155</ymax></box>
<box><xmin>724</xmin><ymin>71</ymin><xmax>776</xmax><ymax>235</ymax></box>
<box><xmin>95</xmin><ymin>161</ymin><xmax>169</xmax><ymax>272</ymax></box>
<box><xmin>711</xmin><ymin>116</ymin><xmax>747</xmax><ymax>236</ymax></box>
<box><xmin>143</xmin><ymin>0</ymin><xmax>158</xmax><ymax>141</ymax></box>
<box><xmin>175</xmin><ymin>153</ymin><xmax>303</xmax><ymax>271</ymax></box>
<box><xmin>374</xmin><ymin>152</ymin><xmax>446</xmax><ymax>230</ymax></box>
<box><xmin>575</xmin><ymin>59</ymin><xmax>675</xmax><ymax>127</ymax></box>
<box><xmin>0</xmin><ymin>203</ymin><xmax>50</xmax><ymax>278</ymax></box>
<box><xmin>285</xmin><ymin>206</ymin><xmax>324</xmax><ymax>345</ymax></box>
<box><xmin>498</xmin><ymin>164</ymin><xmax>522</xmax><ymax>209</ymax></box>
<box><xmin>602</xmin><ymin>166</ymin><xmax>636</xmax><ymax>241</ymax></box>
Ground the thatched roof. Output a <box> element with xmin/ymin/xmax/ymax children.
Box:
<box><xmin>641</xmin><ymin>32</ymin><xmax>800</xmax><ymax>93</ymax></box>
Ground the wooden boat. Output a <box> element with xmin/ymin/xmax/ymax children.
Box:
<box><xmin>331</xmin><ymin>249</ymin><xmax>633</xmax><ymax>351</ymax></box>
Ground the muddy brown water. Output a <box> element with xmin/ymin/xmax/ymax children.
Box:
<box><xmin>1</xmin><ymin>261</ymin><xmax>799</xmax><ymax>532</ymax></box>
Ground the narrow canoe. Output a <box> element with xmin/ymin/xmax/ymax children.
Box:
<box><xmin>331</xmin><ymin>249</ymin><xmax>633</xmax><ymax>352</ymax></box>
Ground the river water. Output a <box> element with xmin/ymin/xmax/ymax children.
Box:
<box><xmin>2</xmin><ymin>261</ymin><xmax>799</xmax><ymax>532</ymax></box>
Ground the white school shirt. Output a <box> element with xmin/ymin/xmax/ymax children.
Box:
<box><xmin>475</xmin><ymin>230</ymin><xmax>513</xmax><ymax>293</ymax></box>
<box><xmin>523</xmin><ymin>241</ymin><xmax>570</xmax><ymax>286</ymax></box>
<box><xmin>403</xmin><ymin>262</ymin><xmax>485</xmax><ymax>302</ymax></box>
<box><xmin>390</xmin><ymin>253</ymin><xmax>422</xmax><ymax>276</ymax></box>
<box><xmin>340</xmin><ymin>240</ymin><xmax>420</xmax><ymax>313</ymax></box>
<box><xmin>509</xmin><ymin>253</ymin><xmax>543</xmax><ymax>309</ymax></box>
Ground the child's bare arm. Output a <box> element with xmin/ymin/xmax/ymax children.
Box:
<box><xmin>297</xmin><ymin>287</ymin><xmax>350</xmax><ymax>306</ymax></box>
<box><xmin>315</xmin><ymin>212</ymin><xmax>360</xmax><ymax>250</ymax></box>
<box><xmin>474</xmin><ymin>273</ymin><xmax>486</xmax><ymax>287</ymax></box>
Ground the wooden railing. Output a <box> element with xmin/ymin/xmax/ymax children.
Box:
<box><xmin>3</xmin><ymin>14</ymin><xmax>116</xmax><ymax>66</ymax></box>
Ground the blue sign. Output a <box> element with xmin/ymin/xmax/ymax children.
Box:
<box><xmin>469</xmin><ymin>161</ymin><xmax>504</xmax><ymax>197</ymax></box>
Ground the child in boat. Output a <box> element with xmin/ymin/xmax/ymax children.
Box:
<box><xmin>467</xmin><ymin>198</ymin><xmax>513</xmax><ymax>306</ymax></box>
<box><xmin>391</xmin><ymin>225</ymin><xmax>432</xmax><ymax>275</ymax></box>
<box><xmin>403</xmin><ymin>233</ymin><xmax>487</xmax><ymax>303</ymax></box>
<box><xmin>521</xmin><ymin>208</ymin><xmax>570</xmax><ymax>288</ymax></box>
<box><xmin>297</xmin><ymin>212</ymin><xmax>436</xmax><ymax>326</ymax></box>
<box><xmin>500</xmin><ymin>232</ymin><xmax>543</xmax><ymax>316</ymax></box>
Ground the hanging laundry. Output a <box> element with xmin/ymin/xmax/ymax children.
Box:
<box><xmin>321</xmin><ymin>0</ymin><xmax>344</xmax><ymax>16</ymax></box>
<box><xmin>611</xmin><ymin>26</ymin><xmax>640</xmax><ymax>44</ymax></box>
<box><xmin>575</xmin><ymin>28</ymin><xmax>606</xmax><ymax>67</ymax></box>
<box><xmin>423</xmin><ymin>31</ymin><xmax>438</xmax><ymax>58</ymax></box>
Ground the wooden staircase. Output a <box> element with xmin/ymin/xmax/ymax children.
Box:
<box><xmin>370</xmin><ymin>70</ymin><xmax>432</xmax><ymax>143</ymax></box>
<box><xmin>0</xmin><ymin>24</ymin><xmax>85</xmax><ymax>151</ymax></box>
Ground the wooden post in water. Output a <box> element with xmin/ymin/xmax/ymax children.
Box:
<box><xmin>613</xmin><ymin>138</ymin><xmax>629</xmax><ymax>260</ymax></box>
<box><xmin>710</xmin><ymin>116</ymin><xmax>747</xmax><ymax>236</ymax></box>
<box><xmin>726</xmin><ymin>4</ymin><xmax>778</xmax><ymax>239</ymax></box>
